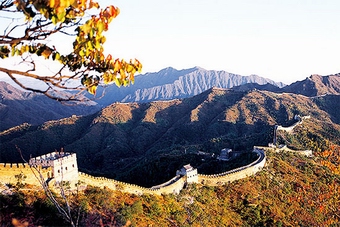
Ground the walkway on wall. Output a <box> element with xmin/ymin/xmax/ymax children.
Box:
<box><xmin>199</xmin><ymin>148</ymin><xmax>266</xmax><ymax>179</ymax></box>
<box><xmin>0</xmin><ymin>149</ymin><xmax>267</xmax><ymax>196</ymax></box>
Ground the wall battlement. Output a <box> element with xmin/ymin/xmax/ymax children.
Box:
<box><xmin>78</xmin><ymin>149</ymin><xmax>266</xmax><ymax>194</ymax></box>
<box><xmin>1</xmin><ymin>163</ymin><xmax>28</xmax><ymax>168</ymax></box>
<box><xmin>198</xmin><ymin>149</ymin><xmax>266</xmax><ymax>186</ymax></box>
<box><xmin>0</xmin><ymin>162</ymin><xmax>52</xmax><ymax>186</ymax></box>
<box><xmin>0</xmin><ymin>149</ymin><xmax>266</xmax><ymax>196</ymax></box>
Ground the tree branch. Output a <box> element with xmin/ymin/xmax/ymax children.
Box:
<box><xmin>0</xmin><ymin>66</ymin><xmax>89</xmax><ymax>102</ymax></box>
<box><xmin>16</xmin><ymin>145</ymin><xmax>77</xmax><ymax>227</ymax></box>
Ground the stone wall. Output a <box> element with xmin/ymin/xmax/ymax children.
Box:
<box><xmin>257</xmin><ymin>146</ymin><xmax>313</xmax><ymax>157</ymax></box>
<box><xmin>78</xmin><ymin>149</ymin><xmax>266</xmax><ymax>195</ymax></box>
<box><xmin>79</xmin><ymin>172</ymin><xmax>186</xmax><ymax>195</ymax></box>
<box><xmin>198</xmin><ymin>149</ymin><xmax>266</xmax><ymax>186</ymax></box>
<box><xmin>0</xmin><ymin>149</ymin><xmax>266</xmax><ymax>196</ymax></box>
<box><xmin>0</xmin><ymin>163</ymin><xmax>52</xmax><ymax>186</ymax></box>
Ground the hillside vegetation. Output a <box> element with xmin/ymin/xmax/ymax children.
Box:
<box><xmin>1</xmin><ymin>88</ymin><xmax>340</xmax><ymax>186</ymax></box>
<box><xmin>1</xmin><ymin>149</ymin><xmax>339</xmax><ymax>226</ymax></box>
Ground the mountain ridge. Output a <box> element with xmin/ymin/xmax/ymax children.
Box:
<box><xmin>0</xmin><ymin>81</ymin><xmax>100</xmax><ymax>131</ymax></box>
<box><xmin>95</xmin><ymin>66</ymin><xmax>285</xmax><ymax>104</ymax></box>
<box><xmin>2</xmin><ymin>68</ymin><xmax>340</xmax><ymax>133</ymax></box>
<box><xmin>283</xmin><ymin>73</ymin><xmax>340</xmax><ymax>96</ymax></box>
<box><xmin>1</xmin><ymin>87</ymin><xmax>340</xmax><ymax>186</ymax></box>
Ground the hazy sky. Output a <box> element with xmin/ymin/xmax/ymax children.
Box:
<box><xmin>99</xmin><ymin>0</ymin><xmax>340</xmax><ymax>84</ymax></box>
<box><xmin>1</xmin><ymin>0</ymin><xmax>339</xmax><ymax>85</ymax></box>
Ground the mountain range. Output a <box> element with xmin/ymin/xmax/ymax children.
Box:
<box><xmin>94</xmin><ymin>66</ymin><xmax>286</xmax><ymax>105</ymax></box>
<box><xmin>1</xmin><ymin>67</ymin><xmax>340</xmax><ymax>226</ymax></box>
<box><xmin>2</xmin><ymin>67</ymin><xmax>340</xmax><ymax>131</ymax></box>
<box><xmin>0</xmin><ymin>81</ymin><xmax>101</xmax><ymax>131</ymax></box>
<box><xmin>1</xmin><ymin>85</ymin><xmax>340</xmax><ymax>186</ymax></box>
<box><xmin>1</xmin><ymin>66</ymin><xmax>287</xmax><ymax>130</ymax></box>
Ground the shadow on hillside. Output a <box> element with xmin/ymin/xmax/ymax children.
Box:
<box><xmin>0</xmin><ymin>114</ymin><xmax>96</xmax><ymax>163</ymax></box>
<box><xmin>313</xmin><ymin>95</ymin><xmax>340</xmax><ymax>124</ymax></box>
<box><xmin>1</xmin><ymin>90</ymin><xmax>277</xmax><ymax>187</ymax></box>
<box><xmin>0</xmin><ymin>96</ymin><xmax>100</xmax><ymax>131</ymax></box>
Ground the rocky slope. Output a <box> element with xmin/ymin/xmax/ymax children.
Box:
<box><xmin>95</xmin><ymin>66</ymin><xmax>285</xmax><ymax>105</ymax></box>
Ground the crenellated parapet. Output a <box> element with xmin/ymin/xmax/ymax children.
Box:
<box><xmin>198</xmin><ymin>149</ymin><xmax>266</xmax><ymax>186</ymax></box>
<box><xmin>1</xmin><ymin>163</ymin><xmax>28</xmax><ymax>168</ymax></box>
<box><xmin>79</xmin><ymin>172</ymin><xmax>164</xmax><ymax>195</ymax></box>
<box><xmin>78</xmin><ymin>149</ymin><xmax>266</xmax><ymax>195</ymax></box>
<box><xmin>0</xmin><ymin>148</ymin><xmax>267</xmax><ymax>196</ymax></box>
<box><xmin>0</xmin><ymin>162</ymin><xmax>52</xmax><ymax>186</ymax></box>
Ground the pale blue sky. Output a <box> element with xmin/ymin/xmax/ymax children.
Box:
<box><xmin>99</xmin><ymin>0</ymin><xmax>340</xmax><ymax>84</ymax></box>
<box><xmin>1</xmin><ymin>0</ymin><xmax>339</xmax><ymax>85</ymax></box>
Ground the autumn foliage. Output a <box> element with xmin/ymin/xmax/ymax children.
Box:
<box><xmin>317</xmin><ymin>144</ymin><xmax>340</xmax><ymax>175</ymax></box>
<box><xmin>2</xmin><ymin>150</ymin><xmax>339</xmax><ymax>226</ymax></box>
<box><xmin>0</xmin><ymin>0</ymin><xmax>142</xmax><ymax>100</ymax></box>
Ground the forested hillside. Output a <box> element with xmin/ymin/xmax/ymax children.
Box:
<box><xmin>1</xmin><ymin>149</ymin><xmax>339</xmax><ymax>226</ymax></box>
<box><xmin>1</xmin><ymin>88</ymin><xmax>340</xmax><ymax>187</ymax></box>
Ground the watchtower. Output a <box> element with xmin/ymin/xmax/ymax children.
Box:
<box><xmin>177</xmin><ymin>164</ymin><xmax>198</xmax><ymax>184</ymax></box>
<box><xmin>29</xmin><ymin>150</ymin><xmax>78</xmax><ymax>183</ymax></box>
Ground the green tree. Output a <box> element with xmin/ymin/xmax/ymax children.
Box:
<box><xmin>14</xmin><ymin>172</ymin><xmax>27</xmax><ymax>189</ymax></box>
<box><xmin>0</xmin><ymin>0</ymin><xmax>142</xmax><ymax>101</ymax></box>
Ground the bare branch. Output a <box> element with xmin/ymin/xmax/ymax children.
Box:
<box><xmin>0</xmin><ymin>66</ymin><xmax>89</xmax><ymax>102</ymax></box>
<box><xmin>0</xmin><ymin>0</ymin><xmax>14</xmax><ymax>10</ymax></box>
<box><xmin>16</xmin><ymin>145</ymin><xmax>77</xmax><ymax>227</ymax></box>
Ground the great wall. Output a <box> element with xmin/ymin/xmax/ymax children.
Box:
<box><xmin>0</xmin><ymin>148</ymin><xmax>266</xmax><ymax>196</ymax></box>
<box><xmin>0</xmin><ymin>115</ymin><xmax>313</xmax><ymax>196</ymax></box>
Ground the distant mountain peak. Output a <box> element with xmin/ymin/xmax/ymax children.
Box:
<box><xmin>192</xmin><ymin>66</ymin><xmax>206</xmax><ymax>71</ymax></box>
<box><xmin>96</xmin><ymin>66</ymin><xmax>285</xmax><ymax>105</ymax></box>
<box><xmin>283</xmin><ymin>73</ymin><xmax>340</xmax><ymax>97</ymax></box>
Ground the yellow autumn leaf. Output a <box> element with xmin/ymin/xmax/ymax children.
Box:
<box><xmin>95</xmin><ymin>39</ymin><xmax>101</xmax><ymax>50</ymax></box>
<box><xmin>51</xmin><ymin>15</ymin><xmax>58</xmax><ymax>24</ymax></box>
<box><xmin>125</xmin><ymin>64</ymin><xmax>134</xmax><ymax>73</ymax></box>
<box><xmin>55</xmin><ymin>52</ymin><xmax>61</xmax><ymax>61</ymax></box>
<box><xmin>100</xmin><ymin>36</ymin><xmax>106</xmax><ymax>44</ymax></box>
<box><xmin>103</xmin><ymin>72</ymin><xmax>114</xmax><ymax>84</ymax></box>
<box><xmin>97</xmin><ymin>21</ymin><xmax>105</xmax><ymax>34</ymax></box>
<box><xmin>87</xmin><ymin>41</ymin><xmax>93</xmax><ymax>50</ymax></box>
<box><xmin>88</xmin><ymin>85</ymin><xmax>97</xmax><ymax>95</ymax></box>
<box><xmin>120</xmin><ymin>68</ymin><xmax>126</xmax><ymax>80</ymax></box>
<box><xmin>114</xmin><ymin>77</ymin><xmax>121</xmax><ymax>87</ymax></box>
<box><xmin>79</xmin><ymin>49</ymin><xmax>85</xmax><ymax>57</ymax></box>
<box><xmin>113</xmin><ymin>59</ymin><xmax>121</xmax><ymax>72</ymax></box>
<box><xmin>20</xmin><ymin>45</ymin><xmax>29</xmax><ymax>53</ymax></box>
<box><xmin>50</xmin><ymin>0</ymin><xmax>57</xmax><ymax>8</ymax></box>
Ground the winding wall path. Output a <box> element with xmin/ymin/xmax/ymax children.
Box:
<box><xmin>0</xmin><ymin>149</ymin><xmax>266</xmax><ymax>195</ymax></box>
